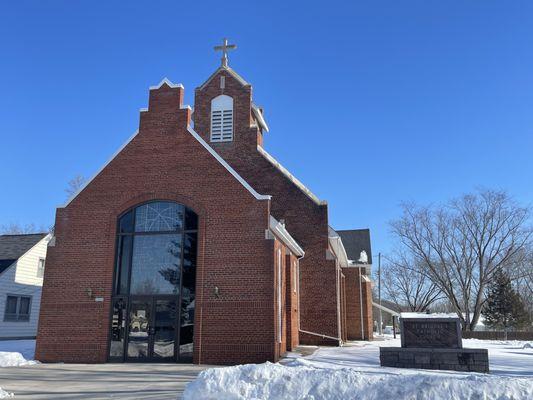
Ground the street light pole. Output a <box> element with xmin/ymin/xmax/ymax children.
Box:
<box><xmin>378</xmin><ymin>252</ymin><xmax>383</xmax><ymax>336</ymax></box>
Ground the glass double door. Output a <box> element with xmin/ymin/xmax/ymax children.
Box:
<box><xmin>126</xmin><ymin>296</ymin><xmax>179</xmax><ymax>362</ymax></box>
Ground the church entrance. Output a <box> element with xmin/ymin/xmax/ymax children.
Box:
<box><xmin>126</xmin><ymin>296</ymin><xmax>178</xmax><ymax>361</ymax></box>
<box><xmin>108</xmin><ymin>201</ymin><xmax>198</xmax><ymax>363</ymax></box>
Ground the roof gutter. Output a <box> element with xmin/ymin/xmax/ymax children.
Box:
<box><xmin>252</xmin><ymin>104</ymin><xmax>269</xmax><ymax>132</ymax></box>
<box><xmin>268</xmin><ymin>216</ymin><xmax>304</xmax><ymax>257</ymax></box>
<box><xmin>373</xmin><ymin>302</ymin><xmax>401</xmax><ymax>317</ymax></box>
<box><xmin>328</xmin><ymin>227</ymin><xmax>349</xmax><ymax>269</ymax></box>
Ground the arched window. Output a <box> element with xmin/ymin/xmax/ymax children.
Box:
<box><xmin>109</xmin><ymin>201</ymin><xmax>198</xmax><ymax>362</ymax></box>
<box><xmin>210</xmin><ymin>94</ymin><xmax>233</xmax><ymax>142</ymax></box>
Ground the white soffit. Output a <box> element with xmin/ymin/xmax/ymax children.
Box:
<box><xmin>328</xmin><ymin>226</ymin><xmax>349</xmax><ymax>268</ymax></box>
<box><xmin>257</xmin><ymin>146</ymin><xmax>325</xmax><ymax>206</ymax></box>
<box><xmin>252</xmin><ymin>104</ymin><xmax>269</xmax><ymax>132</ymax></box>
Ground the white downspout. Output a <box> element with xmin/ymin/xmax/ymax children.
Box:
<box><xmin>336</xmin><ymin>261</ymin><xmax>343</xmax><ymax>344</ymax></box>
<box><xmin>358</xmin><ymin>265</ymin><xmax>365</xmax><ymax>340</ymax></box>
<box><xmin>277</xmin><ymin>248</ymin><xmax>282</xmax><ymax>344</ymax></box>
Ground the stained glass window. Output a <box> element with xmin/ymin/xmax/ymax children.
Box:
<box><xmin>134</xmin><ymin>202</ymin><xmax>184</xmax><ymax>232</ymax></box>
<box><xmin>129</xmin><ymin>234</ymin><xmax>182</xmax><ymax>295</ymax></box>
<box><xmin>112</xmin><ymin>201</ymin><xmax>198</xmax><ymax>362</ymax></box>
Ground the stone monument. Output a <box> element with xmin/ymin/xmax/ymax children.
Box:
<box><xmin>380</xmin><ymin>315</ymin><xmax>489</xmax><ymax>373</ymax></box>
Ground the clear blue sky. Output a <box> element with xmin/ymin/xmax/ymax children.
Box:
<box><xmin>1</xmin><ymin>1</ymin><xmax>532</xmax><ymax>257</ymax></box>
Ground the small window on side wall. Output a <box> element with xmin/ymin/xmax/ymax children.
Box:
<box><xmin>37</xmin><ymin>258</ymin><xmax>45</xmax><ymax>278</ymax></box>
<box><xmin>4</xmin><ymin>295</ymin><xmax>31</xmax><ymax>322</ymax></box>
<box><xmin>210</xmin><ymin>95</ymin><xmax>234</xmax><ymax>142</ymax></box>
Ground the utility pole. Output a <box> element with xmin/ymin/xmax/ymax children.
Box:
<box><xmin>378</xmin><ymin>252</ymin><xmax>383</xmax><ymax>336</ymax></box>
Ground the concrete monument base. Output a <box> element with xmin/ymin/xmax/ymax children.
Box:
<box><xmin>380</xmin><ymin>347</ymin><xmax>489</xmax><ymax>373</ymax></box>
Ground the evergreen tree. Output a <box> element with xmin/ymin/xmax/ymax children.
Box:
<box><xmin>482</xmin><ymin>269</ymin><xmax>531</xmax><ymax>336</ymax></box>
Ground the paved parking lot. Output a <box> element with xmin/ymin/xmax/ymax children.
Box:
<box><xmin>0</xmin><ymin>363</ymin><xmax>209</xmax><ymax>399</ymax></box>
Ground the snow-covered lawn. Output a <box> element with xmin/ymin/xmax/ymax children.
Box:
<box><xmin>0</xmin><ymin>340</ymin><xmax>37</xmax><ymax>398</ymax></box>
<box><xmin>1</xmin><ymin>338</ymin><xmax>531</xmax><ymax>399</ymax></box>
<box><xmin>0</xmin><ymin>340</ymin><xmax>36</xmax><ymax>367</ymax></box>
<box><xmin>183</xmin><ymin>337</ymin><xmax>533</xmax><ymax>400</ymax></box>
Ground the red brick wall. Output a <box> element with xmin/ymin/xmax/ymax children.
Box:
<box><xmin>36</xmin><ymin>83</ymin><xmax>282</xmax><ymax>365</ymax></box>
<box><xmin>342</xmin><ymin>267</ymin><xmax>373</xmax><ymax>340</ymax></box>
<box><xmin>194</xmin><ymin>69</ymin><xmax>341</xmax><ymax>346</ymax></box>
<box><xmin>362</xmin><ymin>280</ymin><xmax>373</xmax><ymax>340</ymax></box>
<box><xmin>341</xmin><ymin>274</ymin><xmax>347</xmax><ymax>342</ymax></box>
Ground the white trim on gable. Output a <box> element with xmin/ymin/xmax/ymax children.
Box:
<box><xmin>252</xmin><ymin>104</ymin><xmax>269</xmax><ymax>132</ymax></box>
<box><xmin>257</xmin><ymin>145</ymin><xmax>326</xmax><ymax>206</ymax></box>
<box><xmin>149</xmin><ymin>78</ymin><xmax>184</xmax><ymax>90</ymax></box>
<box><xmin>61</xmin><ymin>130</ymin><xmax>139</xmax><ymax>207</ymax></box>
<box><xmin>61</xmin><ymin>76</ymin><xmax>271</xmax><ymax>208</ymax></box>
<box><xmin>187</xmin><ymin>126</ymin><xmax>271</xmax><ymax>201</ymax></box>
<box><xmin>268</xmin><ymin>216</ymin><xmax>305</xmax><ymax>257</ymax></box>
<box><xmin>142</xmin><ymin>105</ymin><xmax>190</xmax><ymax>113</ymax></box>
<box><xmin>61</xmin><ymin>122</ymin><xmax>271</xmax><ymax>208</ymax></box>
<box><xmin>198</xmin><ymin>66</ymin><xmax>249</xmax><ymax>90</ymax></box>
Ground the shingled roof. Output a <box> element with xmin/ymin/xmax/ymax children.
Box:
<box><xmin>336</xmin><ymin>229</ymin><xmax>372</xmax><ymax>264</ymax></box>
<box><xmin>0</xmin><ymin>233</ymin><xmax>47</xmax><ymax>274</ymax></box>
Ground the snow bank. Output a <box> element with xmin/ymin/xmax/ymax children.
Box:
<box><xmin>0</xmin><ymin>340</ymin><xmax>35</xmax><ymax>361</ymax></box>
<box><xmin>183</xmin><ymin>359</ymin><xmax>532</xmax><ymax>400</ymax></box>
<box><xmin>183</xmin><ymin>338</ymin><xmax>533</xmax><ymax>400</ymax></box>
<box><xmin>0</xmin><ymin>340</ymin><xmax>37</xmax><ymax>367</ymax></box>
<box><xmin>0</xmin><ymin>387</ymin><xmax>13</xmax><ymax>399</ymax></box>
<box><xmin>0</xmin><ymin>351</ymin><xmax>37</xmax><ymax>367</ymax></box>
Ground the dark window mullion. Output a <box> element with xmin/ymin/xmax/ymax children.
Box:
<box><xmin>110</xmin><ymin>201</ymin><xmax>198</xmax><ymax>363</ymax></box>
<box><xmin>177</xmin><ymin>225</ymin><xmax>186</xmax><ymax>361</ymax></box>
<box><xmin>117</xmin><ymin>229</ymin><xmax>197</xmax><ymax>237</ymax></box>
<box><xmin>16</xmin><ymin>297</ymin><xmax>22</xmax><ymax>320</ymax></box>
<box><xmin>126</xmin><ymin>209</ymin><xmax>137</xmax><ymax>298</ymax></box>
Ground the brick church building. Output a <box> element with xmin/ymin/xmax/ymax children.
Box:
<box><xmin>36</xmin><ymin>40</ymin><xmax>373</xmax><ymax>365</ymax></box>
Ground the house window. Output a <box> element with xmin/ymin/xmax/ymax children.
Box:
<box><xmin>37</xmin><ymin>258</ymin><xmax>45</xmax><ymax>278</ymax></box>
<box><xmin>4</xmin><ymin>295</ymin><xmax>31</xmax><ymax>322</ymax></box>
<box><xmin>210</xmin><ymin>95</ymin><xmax>233</xmax><ymax>142</ymax></box>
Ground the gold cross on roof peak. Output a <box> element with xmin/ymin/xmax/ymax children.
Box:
<box><xmin>214</xmin><ymin>38</ymin><xmax>237</xmax><ymax>68</ymax></box>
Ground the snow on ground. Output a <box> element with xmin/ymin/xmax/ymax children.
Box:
<box><xmin>183</xmin><ymin>337</ymin><xmax>533</xmax><ymax>400</ymax></box>
<box><xmin>0</xmin><ymin>341</ymin><xmax>36</xmax><ymax>397</ymax></box>
<box><xmin>0</xmin><ymin>387</ymin><xmax>13</xmax><ymax>399</ymax></box>
<box><xmin>0</xmin><ymin>340</ymin><xmax>37</xmax><ymax>367</ymax></box>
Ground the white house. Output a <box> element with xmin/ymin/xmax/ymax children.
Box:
<box><xmin>0</xmin><ymin>233</ymin><xmax>51</xmax><ymax>339</ymax></box>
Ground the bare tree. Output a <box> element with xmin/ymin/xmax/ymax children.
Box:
<box><xmin>512</xmin><ymin>249</ymin><xmax>533</xmax><ymax>323</ymax></box>
<box><xmin>0</xmin><ymin>223</ymin><xmax>45</xmax><ymax>234</ymax></box>
<box><xmin>390</xmin><ymin>189</ymin><xmax>532</xmax><ymax>331</ymax></box>
<box><xmin>65</xmin><ymin>175</ymin><xmax>85</xmax><ymax>198</ymax></box>
<box><xmin>382</xmin><ymin>252</ymin><xmax>443</xmax><ymax>312</ymax></box>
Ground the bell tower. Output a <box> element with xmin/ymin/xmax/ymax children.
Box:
<box><xmin>193</xmin><ymin>38</ymin><xmax>269</xmax><ymax>155</ymax></box>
